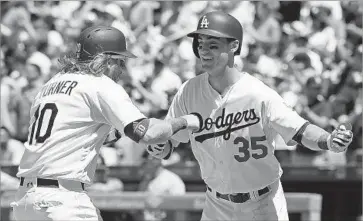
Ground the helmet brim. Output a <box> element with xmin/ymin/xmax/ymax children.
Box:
<box><xmin>187</xmin><ymin>29</ymin><xmax>234</xmax><ymax>39</ymax></box>
<box><xmin>104</xmin><ymin>50</ymin><xmax>137</xmax><ymax>59</ymax></box>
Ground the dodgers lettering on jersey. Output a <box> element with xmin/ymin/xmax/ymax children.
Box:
<box><xmin>17</xmin><ymin>73</ymin><xmax>145</xmax><ymax>184</ymax></box>
<box><xmin>166</xmin><ymin>72</ymin><xmax>307</xmax><ymax>193</ymax></box>
<box><xmin>193</xmin><ymin>108</ymin><xmax>260</xmax><ymax>143</ymax></box>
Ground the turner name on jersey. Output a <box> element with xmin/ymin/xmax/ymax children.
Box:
<box><xmin>39</xmin><ymin>80</ymin><xmax>79</xmax><ymax>98</ymax></box>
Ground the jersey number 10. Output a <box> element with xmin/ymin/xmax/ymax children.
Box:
<box><xmin>29</xmin><ymin>103</ymin><xmax>58</xmax><ymax>145</ymax></box>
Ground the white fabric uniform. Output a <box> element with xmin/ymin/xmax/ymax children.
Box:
<box><xmin>12</xmin><ymin>72</ymin><xmax>145</xmax><ymax>221</ymax></box>
<box><xmin>166</xmin><ymin>72</ymin><xmax>307</xmax><ymax>220</ymax></box>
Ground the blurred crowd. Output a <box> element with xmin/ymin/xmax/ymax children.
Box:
<box><xmin>1</xmin><ymin>0</ymin><xmax>362</xmax><ymax>188</ymax></box>
<box><xmin>1</xmin><ymin>1</ymin><xmax>362</xmax><ymax>221</ymax></box>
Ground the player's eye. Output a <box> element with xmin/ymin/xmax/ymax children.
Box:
<box><xmin>198</xmin><ymin>43</ymin><xmax>218</xmax><ymax>50</ymax></box>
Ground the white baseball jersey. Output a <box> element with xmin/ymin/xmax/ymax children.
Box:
<box><xmin>166</xmin><ymin>72</ymin><xmax>307</xmax><ymax>193</ymax></box>
<box><xmin>17</xmin><ymin>72</ymin><xmax>145</xmax><ymax>184</ymax></box>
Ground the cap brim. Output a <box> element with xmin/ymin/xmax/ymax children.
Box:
<box><xmin>187</xmin><ymin>29</ymin><xmax>233</xmax><ymax>39</ymax></box>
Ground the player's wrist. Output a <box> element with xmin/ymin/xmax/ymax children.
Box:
<box><xmin>180</xmin><ymin>113</ymin><xmax>202</xmax><ymax>132</ymax></box>
<box><xmin>317</xmin><ymin>133</ymin><xmax>330</xmax><ymax>151</ymax></box>
<box><xmin>169</xmin><ymin>117</ymin><xmax>188</xmax><ymax>135</ymax></box>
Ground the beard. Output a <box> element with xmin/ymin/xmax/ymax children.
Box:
<box><xmin>106</xmin><ymin>63</ymin><xmax>125</xmax><ymax>83</ymax></box>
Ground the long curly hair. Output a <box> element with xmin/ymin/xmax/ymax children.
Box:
<box><xmin>58</xmin><ymin>52</ymin><xmax>110</xmax><ymax>75</ymax></box>
<box><xmin>57</xmin><ymin>52</ymin><xmax>126</xmax><ymax>82</ymax></box>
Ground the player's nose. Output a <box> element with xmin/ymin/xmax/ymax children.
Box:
<box><xmin>198</xmin><ymin>46</ymin><xmax>209</xmax><ymax>57</ymax></box>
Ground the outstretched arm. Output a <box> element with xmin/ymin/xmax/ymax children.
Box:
<box><xmin>124</xmin><ymin>114</ymin><xmax>199</xmax><ymax>145</ymax></box>
<box><xmin>292</xmin><ymin>122</ymin><xmax>353</xmax><ymax>153</ymax></box>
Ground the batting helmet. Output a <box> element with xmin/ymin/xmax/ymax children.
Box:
<box><xmin>187</xmin><ymin>11</ymin><xmax>243</xmax><ymax>58</ymax></box>
<box><xmin>76</xmin><ymin>26</ymin><xmax>136</xmax><ymax>62</ymax></box>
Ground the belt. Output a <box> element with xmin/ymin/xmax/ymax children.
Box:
<box><xmin>20</xmin><ymin>177</ymin><xmax>85</xmax><ymax>190</ymax></box>
<box><xmin>207</xmin><ymin>185</ymin><xmax>270</xmax><ymax>203</ymax></box>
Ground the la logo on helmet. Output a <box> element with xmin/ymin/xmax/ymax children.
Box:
<box><xmin>200</xmin><ymin>16</ymin><xmax>209</xmax><ymax>29</ymax></box>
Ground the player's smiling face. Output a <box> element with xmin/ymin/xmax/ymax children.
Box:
<box><xmin>197</xmin><ymin>34</ymin><xmax>230</xmax><ymax>74</ymax></box>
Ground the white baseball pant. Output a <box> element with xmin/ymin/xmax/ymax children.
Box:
<box><xmin>201</xmin><ymin>179</ymin><xmax>289</xmax><ymax>221</ymax></box>
<box><xmin>11</xmin><ymin>177</ymin><xmax>103</xmax><ymax>221</ymax></box>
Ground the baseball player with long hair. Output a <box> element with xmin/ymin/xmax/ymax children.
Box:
<box><xmin>10</xmin><ymin>26</ymin><xmax>200</xmax><ymax>221</ymax></box>
<box><xmin>147</xmin><ymin>11</ymin><xmax>354</xmax><ymax>220</ymax></box>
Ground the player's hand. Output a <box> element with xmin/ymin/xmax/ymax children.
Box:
<box><xmin>328</xmin><ymin>123</ymin><xmax>353</xmax><ymax>153</ymax></box>
<box><xmin>146</xmin><ymin>140</ymin><xmax>174</xmax><ymax>159</ymax></box>
<box><xmin>103</xmin><ymin>128</ymin><xmax>122</xmax><ymax>145</ymax></box>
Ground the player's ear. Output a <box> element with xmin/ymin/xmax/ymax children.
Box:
<box><xmin>227</xmin><ymin>40</ymin><xmax>239</xmax><ymax>68</ymax></box>
<box><xmin>229</xmin><ymin>40</ymin><xmax>239</xmax><ymax>53</ymax></box>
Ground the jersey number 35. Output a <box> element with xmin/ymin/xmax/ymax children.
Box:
<box><xmin>233</xmin><ymin>136</ymin><xmax>268</xmax><ymax>162</ymax></box>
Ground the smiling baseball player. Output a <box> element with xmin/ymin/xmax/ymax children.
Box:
<box><xmin>146</xmin><ymin>11</ymin><xmax>354</xmax><ymax>220</ymax></box>
<box><xmin>11</xmin><ymin>26</ymin><xmax>199</xmax><ymax>221</ymax></box>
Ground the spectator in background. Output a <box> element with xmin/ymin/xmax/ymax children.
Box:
<box><xmin>88</xmin><ymin>155</ymin><xmax>125</xmax><ymax>221</ymax></box>
<box><xmin>245</xmin><ymin>1</ymin><xmax>282</xmax><ymax>55</ymax></box>
<box><xmin>129</xmin><ymin>2</ymin><xmax>160</xmax><ymax>37</ymax></box>
<box><xmin>88</xmin><ymin>155</ymin><xmax>124</xmax><ymax>192</ymax></box>
<box><xmin>163</xmin><ymin>1</ymin><xmax>200</xmax><ymax>37</ymax></box>
<box><xmin>306</xmin><ymin>4</ymin><xmax>340</xmax><ymax>58</ymax></box>
<box><xmin>16</xmin><ymin>62</ymin><xmax>45</xmax><ymax>142</ymax></box>
<box><xmin>341</xmin><ymin>1</ymin><xmax>362</xmax><ymax>49</ymax></box>
<box><xmin>278</xmin><ymin>2</ymin><xmax>303</xmax><ymax>23</ymax></box>
<box><xmin>106</xmin><ymin>3</ymin><xmax>135</xmax><ymax>45</ymax></box>
<box><xmin>347</xmin><ymin>111</ymin><xmax>362</xmax><ymax>165</ymax></box>
<box><xmin>292</xmin><ymin>77</ymin><xmax>346</xmax><ymax>167</ymax></box>
<box><xmin>0</xmin><ymin>78</ymin><xmax>23</xmax><ymax>139</ymax></box>
<box><xmin>138</xmin><ymin>153</ymin><xmax>186</xmax><ymax>221</ymax></box>
<box><xmin>175</xmin><ymin>38</ymin><xmax>197</xmax><ymax>81</ymax></box>
<box><xmin>26</xmin><ymin>41</ymin><xmax>52</xmax><ymax>78</ymax></box>
<box><xmin>0</xmin><ymin>49</ymin><xmax>18</xmax><ymax>136</ymax></box>
<box><xmin>160</xmin><ymin>1</ymin><xmax>185</xmax><ymax>36</ymax></box>
<box><xmin>114</xmin><ymin>135</ymin><xmax>146</xmax><ymax>166</ymax></box>
<box><xmin>150</xmin><ymin>58</ymin><xmax>182</xmax><ymax>111</ymax></box>
<box><xmin>0</xmin><ymin>126</ymin><xmax>25</xmax><ymax>165</ymax></box>
<box><xmin>2</xmin><ymin>3</ymin><xmax>37</xmax><ymax>47</ymax></box>
<box><xmin>1</xmin><ymin>171</ymin><xmax>19</xmax><ymax>190</ymax></box>
<box><xmin>44</xmin><ymin>15</ymin><xmax>65</xmax><ymax>59</ymax></box>
<box><xmin>286</xmin><ymin>51</ymin><xmax>321</xmax><ymax>86</ymax></box>
<box><xmin>282</xmin><ymin>22</ymin><xmax>311</xmax><ymax>57</ymax></box>
<box><xmin>1</xmin><ymin>171</ymin><xmax>19</xmax><ymax>221</ymax></box>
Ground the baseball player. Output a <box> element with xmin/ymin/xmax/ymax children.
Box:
<box><xmin>147</xmin><ymin>11</ymin><xmax>354</xmax><ymax>220</ymax></box>
<box><xmin>10</xmin><ymin>26</ymin><xmax>199</xmax><ymax>221</ymax></box>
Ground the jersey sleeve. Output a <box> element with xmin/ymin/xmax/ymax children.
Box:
<box><xmin>263</xmin><ymin>90</ymin><xmax>308</xmax><ymax>145</ymax></box>
<box><xmin>165</xmin><ymin>82</ymin><xmax>190</xmax><ymax>143</ymax></box>
<box><xmin>90</xmin><ymin>78</ymin><xmax>145</xmax><ymax>134</ymax></box>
